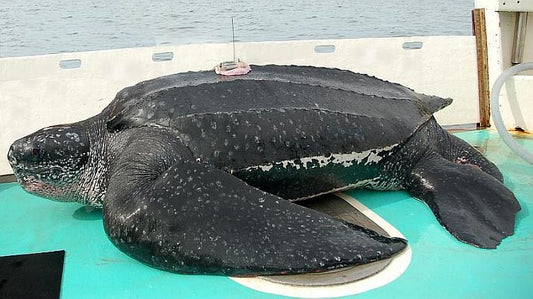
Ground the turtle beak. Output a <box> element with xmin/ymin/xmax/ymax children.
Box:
<box><xmin>7</xmin><ymin>137</ymin><xmax>34</xmax><ymax>175</ymax></box>
<box><xmin>7</xmin><ymin>140</ymin><xmax>20</xmax><ymax>167</ymax></box>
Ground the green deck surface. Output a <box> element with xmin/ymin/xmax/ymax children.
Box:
<box><xmin>1</xmin><ymin>130</ymin><xmax>532</xmax><ymax>298</ymax></box>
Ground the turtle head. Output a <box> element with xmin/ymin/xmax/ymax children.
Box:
<box><xmin>7</xmin><ymin>124</ymin><xmax>91</xmax><ymax>202</ymax></box>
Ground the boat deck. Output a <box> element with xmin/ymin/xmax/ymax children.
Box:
<box><xmin>1</xmin><ymin>130</ymin><xmax>532</xmax><ymax>298</ymax></box>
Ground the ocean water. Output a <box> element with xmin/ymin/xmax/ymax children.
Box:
<box><xmin>0</xmin><ymin>0</ymin><xmax>474</xmax><ymax>58</ymax></box>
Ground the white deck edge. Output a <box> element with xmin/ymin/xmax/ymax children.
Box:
<box><xmin>231</xmin><ymin>193</ymin><xmax>412</xmax><ymax>298</ymax></box>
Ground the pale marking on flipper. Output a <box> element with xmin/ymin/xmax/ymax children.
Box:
<box><xmin>411</xmin><ymin>172</ymin><xmax>434</xmax><ymax>190</ymax></box>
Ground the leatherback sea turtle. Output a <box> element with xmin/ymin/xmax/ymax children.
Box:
<box><xmin>7</xmin><ymin>65</ymin><xmax>520</xmax><ymax>276</ymax></box>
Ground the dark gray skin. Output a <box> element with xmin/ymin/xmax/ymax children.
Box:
<box><xmin>7</xmin><ymin>65</ymin><xmax>520</xmax><ymax>276</ymax></box>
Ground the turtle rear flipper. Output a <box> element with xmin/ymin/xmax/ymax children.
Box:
<box><xmin>405</xmin><ymin>152</ymin><xmax>520</xmax><ymax>249</ymax></box>
<box><xmin>103</xmin><ymin>132</ymin><xmax>406</xmax><ymax>276</ymax></box>
<box><xmin>439</xmin><ymin>134</ymin><xmax>504</xmax><ymax>182</ymax></box>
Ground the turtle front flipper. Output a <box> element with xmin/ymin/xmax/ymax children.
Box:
<box><xmin>103</xmin><ymin>132</ymin><xmax>406</xmax><ymax>276</ymax></box>
<box><xmin>405</xmin><ymin>152</ymin><xmax>520</xmax><ymax>249</ymax></box>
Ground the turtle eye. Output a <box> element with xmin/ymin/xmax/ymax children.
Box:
<box><xmin>29</xmin><ymin>147</ymin><xmax>43</xmax><ymax>162</ymax></box>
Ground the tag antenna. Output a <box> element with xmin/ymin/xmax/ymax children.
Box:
<box><xmin>232</xmin><ymin>17</ymin><xmax>236</xmax><ymax>62</ymax></box>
